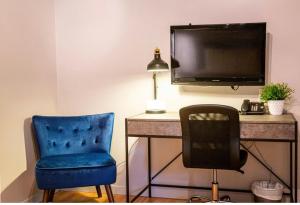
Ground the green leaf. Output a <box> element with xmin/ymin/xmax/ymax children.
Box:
<box><xmin>260</xmin><ymin>83</ymin><xmax>294</xmax><ymax>102</ymax></box>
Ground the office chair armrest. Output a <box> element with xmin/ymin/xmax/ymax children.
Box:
<box><xmin>237</xmin><ymin>169</ymin><xmax>245</xmax><ymax>174</ymax></box>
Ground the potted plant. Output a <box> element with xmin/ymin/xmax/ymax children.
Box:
<box><xmin>260</xmin><ymin>83</ymin><xmax>294</xmax><ymax>115</ymax></box>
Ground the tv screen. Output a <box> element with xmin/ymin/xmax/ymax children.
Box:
<box><xmin>171</xmin><ymin>23</ymin><xmax>266</xmax><ymax>86</ymax></box>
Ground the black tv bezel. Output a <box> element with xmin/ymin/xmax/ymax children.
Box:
<box><xmin>170</xmin><ymin>22</ymin><xmax>266</xmax><ymax>86</ymax></box>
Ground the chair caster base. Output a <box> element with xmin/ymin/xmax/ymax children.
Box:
<box><xmin>189</xmin><ymin>196</ymin><xmax>210</xmax><ymax>203</ymax></box>
<box><xmin>188</xmin><ymin>195</ymin><xmax>231</xmax><ymax>203</ymax></box>
<box><xmin>220</xmin><ymin>195</ymin><xmax>231</xmax><ymax>202</ymax></box>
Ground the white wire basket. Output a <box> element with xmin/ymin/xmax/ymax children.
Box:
<box><xmin>251</xmin><ymin>180</ymin><xmax>284</xmax><ymax>202</ymax></box>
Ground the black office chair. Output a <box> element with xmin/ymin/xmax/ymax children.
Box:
<box><xmin>179</xmin><ymin>104</ymin><xmax>248</xmax><ymax>202</ymax></box>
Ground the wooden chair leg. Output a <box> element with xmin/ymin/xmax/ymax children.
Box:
<box><xmin>48</xmin><ymin>189</ymin><xmax>55</xmax><ymax>202</ymax></box>
<box><xmin>95</xmin><ymin>185</ymin><xmax>102</xmax><ymax>198</ymax></box>
<box><xmin>104</xmin><ymin>185</ymin><xmax>114</xmax><ymax>203</ymax></box>
<box><xmin>42</xmin><ymin>190</ymin><xmax>50</xmax><ymax>202</ymax></box>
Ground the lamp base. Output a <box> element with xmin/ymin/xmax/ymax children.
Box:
<box><xmin>146</xmin><ymin>100</ymin><xmax>166</xmax><ymax>114</ymax></box>
<box><xmin>145</xmin><ymin>110</ymin><xmax>166</xmax><ymax>114</ymax></box>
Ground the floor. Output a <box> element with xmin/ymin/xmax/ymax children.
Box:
<box><xmin>53</xmin><ymin>191</ymin><xmax>186</xmax><ymax>203</ymax></box>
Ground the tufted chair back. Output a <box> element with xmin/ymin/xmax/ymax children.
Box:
<box><xmin>32</xmin><ymin>113</ymin><xmax>114</xmax><ymax>158</ymax></box>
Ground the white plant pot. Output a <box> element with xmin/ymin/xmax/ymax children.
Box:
<box><xmin>268</xmin><ymin>100</ymin><xmax>285</xmax><ymax>115</ymax></box>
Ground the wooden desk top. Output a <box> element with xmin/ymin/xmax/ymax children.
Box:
<box><xmin>127</xmin><ymin>112</ymin><xmax>296</xmax><ymax>124</ymax></box>
<box><xmin>126</xmin><ymin>113</ymin><xmax>296</xmax><ymax>141</ymax></box>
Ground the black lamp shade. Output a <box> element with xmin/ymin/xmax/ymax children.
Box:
<box><xmin>147</xmin><ymin>48</ymin><xmax>169</xmax><ymax>72</ymax></box>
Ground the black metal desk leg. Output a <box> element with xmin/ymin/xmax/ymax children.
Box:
<box><xmin>295</xmin><ymin>139</ymin><xmax>298</xmax><ymax>202</ymax></box>
<box><xmin>295</xmin><ymin>121</ymin><xmax>298</xmax><ymax>203</ymax></box>
<box><xmin>148</xmin><ymin>137</ymin><xmax>152</xmax><ymax>197</ymax></box>
<box><xmin>290</xmin><ymin>142</ymin><xmax>294</xmax><ymax>202</ymax></box>
<box><xmin>125</xmin><ymin>121</ymin><xmax>130</xmax><ymax>202</ymax></box>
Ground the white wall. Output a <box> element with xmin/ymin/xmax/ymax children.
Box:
<box><xmin>54</xmin><ymin>0</ymin><xmax>300</xmax><ymax>201</ymax></box>
<box><xmin>0</xmin><ymin>0</ymin><xmax>57</xmax><ymax>202</ymax></box>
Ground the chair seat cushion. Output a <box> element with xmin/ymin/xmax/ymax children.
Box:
<box><xmin>35</xmin><ymin>152</ymin><xmax>116</xmax><ymax>189</ymax></box>
<box><xmin>36</xmin><ymin>152</ymin><xmax>115</xmax><ymax>170</ymax></box>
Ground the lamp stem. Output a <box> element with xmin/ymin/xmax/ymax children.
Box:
<box><xmin>153</xmin><ymin>72</ymin><xmax>157</xmax><ymax>100</ymax></box>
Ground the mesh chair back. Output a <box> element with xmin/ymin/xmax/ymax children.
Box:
<box><xmin>180</xmin><ymin>105</ymin><xmax>240</xmax><ymax>170</ymax></box>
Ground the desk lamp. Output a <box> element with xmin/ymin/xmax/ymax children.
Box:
<box><xmin>146</xmin><ymin>48</ymin><xmax>169</xmax><ymax>114</ymax></box>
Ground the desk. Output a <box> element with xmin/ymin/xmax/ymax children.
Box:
<box><xmin>125</xmin><ymin>113</ymin><xmax>298</xmax><ymax>202</ymax></box>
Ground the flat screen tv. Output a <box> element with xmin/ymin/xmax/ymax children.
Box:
<box><xmin>171</xmin><ymin>23</ymin><xmax>266</xmax><ymax>86</ymax></box>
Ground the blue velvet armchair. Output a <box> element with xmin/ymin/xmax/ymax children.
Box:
<box><xmin>32</xmin><ymin>113</ymin><xmax>116</xmax><ymax>202</ymax></box>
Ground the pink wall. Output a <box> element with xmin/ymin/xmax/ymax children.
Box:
<box><xmin>1</xmin><ymin>0</ymin><xmax>300</xmax><ymax>202</ymax></box>
<box><xmin>0</xmin><ymin>0</ymin><xmax>57</xmax><ymax>202</ymax></box>
<box><xmin>54</xmin><ymin>0</ymin><xmax>300</xmax><ymax>201</ymax></box>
